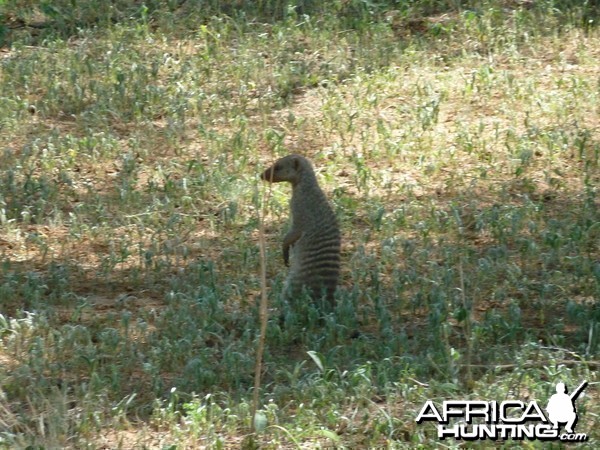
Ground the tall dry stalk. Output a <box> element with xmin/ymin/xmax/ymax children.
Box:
<box><xmin>251</xmin><ymin>171</ymin><xmax>273</xmax><ymax>435</ymax></box>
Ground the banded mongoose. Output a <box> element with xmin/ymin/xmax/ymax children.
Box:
<box><xmin>261</xmin><ymin>154</ymin><xmax>341</xmax><ymax>303</ymax></box>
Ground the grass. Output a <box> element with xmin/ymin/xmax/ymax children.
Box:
<box><xmin>0</xmin><ymin>0</ymin><xmax>599</xmax><ymax>448</ymax></box>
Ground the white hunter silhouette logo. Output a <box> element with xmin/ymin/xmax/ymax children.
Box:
<box><xmin>546</xmin><ymin>381</ymin><xmax>587</xmax><ymax>434</ymax></box>
<box><xmin>415</xmin><ymin>380</ymin><xmax>589</xmax><ymax>442</ymax></box>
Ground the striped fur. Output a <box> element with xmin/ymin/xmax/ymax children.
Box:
<box><xmin>261</xmin><ymin>154</ymin><xmax>341</xmax><ymax>302</ymax></box>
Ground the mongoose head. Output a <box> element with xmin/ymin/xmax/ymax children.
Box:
<box><xmin>260</xmin><ymin>154</ymin><xmax>312</xmax><ymax>186</ymax></box>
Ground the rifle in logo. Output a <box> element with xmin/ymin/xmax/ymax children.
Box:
<box><xmin>569</xmin><ymin>381</ymin><xmax>588</xmax><ymax>401</ymax></box>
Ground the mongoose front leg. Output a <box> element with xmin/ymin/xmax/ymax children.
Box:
<box><xmin>282</xmin><ymin>229</ymin><xmax>302</xmax><ymax>267</ymax></box>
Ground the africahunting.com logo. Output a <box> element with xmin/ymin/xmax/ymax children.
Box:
<box><xmin>416</xmin><ymin>381</ymin><xmax>589</xmax><ymax>442</ymax></box>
